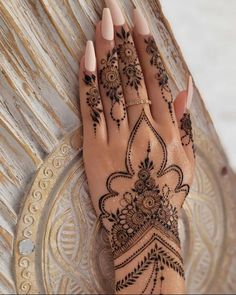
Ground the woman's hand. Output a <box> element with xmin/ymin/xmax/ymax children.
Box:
<box><xmin>79</xmin><ymin>1</ymin><xmax>195</xmax><ymax>294</ymax></box>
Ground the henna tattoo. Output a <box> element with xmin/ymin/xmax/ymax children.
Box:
<box><xmin>99</xmin><ymin>47</ymin><xmax>126</xmax><ymax>128</ymax></box>
<box><xmin>180</xmin><ymin>113</ymin><xmax>193</xmax><ymax>145</ymax></box>
<box><xmin>144</xmin><ymin>36</ymin><xmax>175</xmax><ymax>124</ymax></box>
<box><xmin>116</xmin><ymin>27</ymin><xmax>143</xmax><ymax>92</ymax></box>
<box><xmin>103</xmin><ymin>144</ymin><xmax>180</xmax><ymax>258</ymax></box>
<box><xmin>114</xmin><ymin>233</ymin><xmax>183</xmax><ymax>270</ymax></box>
<box><xmin>180</xmin><ymin>112</ymin><xmax>195</xmax><ymax>157</ymax></box>
<box><xmin>98</xmin><ymin>109</ymin><xmax>189</xmax><ymax>293</ymax></box>
<box><xmin>83</xmin><ymin>73</ymin><xmax>102</xmax><ymax>135</ymax></box>
<box><xmin>107</xmin><ymin>145</ymin><xmax>179</xmax><ymax>251</ymax></box>
<box><xmin>115</xmin><ymin>243</ymin><xmax>184</xmax><ymax>292</ymax></box>
<box><xmin>99</xmin><ymin>110</ymin><xmax>189</xmax><ymax>251</ymax></box>
<box><xmin>142</xmin><ymin>260</ymin><xmax>156</xmax><ymax>294</ymax></box>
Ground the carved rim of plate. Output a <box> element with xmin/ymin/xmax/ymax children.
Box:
<box><xmin>13</xmin><ymin>128</ymin><xmax>82</xmax><ymax>295</ymax></box>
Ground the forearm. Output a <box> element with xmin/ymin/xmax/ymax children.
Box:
<box><xmin>109</xmin><ymin>224</ymin><xmax>185</xmax><ymax>294</ymax></box>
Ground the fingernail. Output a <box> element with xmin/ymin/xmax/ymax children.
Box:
<box><xmin>101</xmin><ymin>8</ymin><xmax>114</xmax><ymax>40</ymax></box>
<box><xmin>105</xmin><ymin>0</ymin><xmax>125</xmax><ymax>26</ymax></box>
<box><xmin>187</xmin><ymin>75</ymin><xmax>193</xmax><ymax>109</ymax></box>
<box><xmin>85</xmin><ymin>40</ymin><xmax>96</xmax><ymax>72</ymax></box>
<box><xmin>133</xmin><ymin>8</ymin><xmax>150</xmax><ymax>35</ymax></box>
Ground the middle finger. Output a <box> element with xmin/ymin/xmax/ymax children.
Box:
<box><xmin>106</xmin><ymin>0</ymin><xmax>152</xmax><ymax>129</ymax></box>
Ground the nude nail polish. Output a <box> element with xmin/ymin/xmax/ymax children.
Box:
<box><xmin>133</xmin><ymin>8</ymin><xmax>150</xmax><ymax>35</ymax></box>
<box><xmin>105</xmin><ymin>0</ymin><xmax>125</xmax><ymax>26</ymax></box>
<box><xmin>187</xmin><ymin>76</ymin><xmax>193</xmax><ymax>109</ymax></box>
<box><xmin>101</xmin><ymin>8</ymin><xmax>114</xmax><ymax>40</ymax></box>
<box><xmin>85</xmin><ymin>40</ymin><xmax>96</xmax><ymax>72</ymax></box>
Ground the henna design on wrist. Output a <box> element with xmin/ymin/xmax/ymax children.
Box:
<box><xmin>83</xmin><ymin>73</ymin><xmax>102</xmax><ymax>135</ymax></box>
<box><xmin>99</xmin><ymin>47</ymin><xmax>126</xmax><ymax>128</ymax></box>
<box><xmin>114</xmin><ymin>233</ymin><xmax>183</xmax><ymax>271</ymax></box>
<box><xmin>98</xmin><ymin>109</ymin><xmax>189</xmax><ymax>293</ymax></box>
<box><xmin>116</xmin><ymin>243</ymin><xmax>184</xmax><ymax>292</ymax></box>
<box><xmin>116</xmin><ymin>27</ymin><xmax>143</xmax><ymax>93</ymax></box>
<box><xmin>144</xmin><ymin>36</ymin><xmax>175</xmax><ymax>124</ymax></box>
<box><xmin>180</xmin><ymin>112</ymin><xmax>196</xmax><ymax>157</ymax></box>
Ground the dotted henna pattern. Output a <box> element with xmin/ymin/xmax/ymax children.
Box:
<box><xmin>83</xmin><ymin>73</ymin><xmax>103</xmax><ymax>135</ymax></box>
<box><xmin>180</xmin><ymin>112</ymin><xmax>195</xmax><ymax>157</ymax></box>
<box><xmin>98</xmin><ymin>109</ymin><xmax>189</xmax><ymax>293</ymax></box>
<box><xmin>116</xmin><ymin>243</ymin><xmax>184</xmax><ymax>292</ymax></box>
<box><xmin>99</xmin><ymin>47</ymin><xmax>126</xmax><ymax>128</ymax></box>
<box><xmin>144</xmin><ymin>36</ymin><xmax>175</xmax><ymax>124</ymax></box>
<box><xmin>116</xmin><ymin>26</ymin><xmax>143</xmax><ymax>93</ymax></box>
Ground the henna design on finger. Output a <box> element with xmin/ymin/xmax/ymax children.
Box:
<box><xmin>99</xmin><ymin>47</ymin><xmax>126</xmax><ymax>128</ymax></box>
<box><xmin>144</xmin><ymin>37</ymin><xmax>175</xmax><ymax>124</ymax></box>
<box><xmin>98</xmin><ymin>109</ymin><xmax>189</xmax><ymax>293</ymax></box>
<box><xmin>180</xmin><ymin>112</ymin><xmax>196</xmax><ymax>157</ymax></box>
<box><xmin>116</xmin><ymin>27</ymin><xmax>143</xmax><ymax>93</ymax></box>
<box><xmin>83</xmin><ymin>73</ymin><xmax>103</xmax><ymax>135</ymax></box>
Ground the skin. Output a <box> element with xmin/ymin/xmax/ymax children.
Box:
<box><xmin>79</xmin><ymin>10</ymin><xmax>195</xmax><ymax>295</ymax></box>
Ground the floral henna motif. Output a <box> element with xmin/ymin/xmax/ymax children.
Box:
<box><xmin>99</xmin><ymin>47</ymin><xmax>126</xmax><ymax>128</ymax></box>
<box><xmin>144</xmin><ymin>36</ymin><xmax>175</xmax><ymax>124</ymax></box>
<box><xmin>116</xmin><ymin>27</ymin><xmax>143</xmax><ymax>92</ymax></box>
<box><xmin>180</xmin><ymin>113</ymin><xmax>193</xmax><ymax>145</ymax></box>
<box><xmin>83</xmin><ymin>73</ymin><xmax>103</xmax><ymax>135</ymax></box>
<box><xmin>180</xmin><ymin>112</ymin><xmax>195</xmax><ymax>157</ymax></box>
<box><xmin>103</xmin><ymin>142</ymin><xmax>179</xmax><ymax>254</ymax></box>
<box><xmin>99</xmin><ymin>109</ymin><xmax>189</xmax><ymax>293</ymax></box>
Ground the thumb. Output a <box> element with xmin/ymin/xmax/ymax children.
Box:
<box><xmin>174</xmin><ymin>76</ymin><xmax>195</xmax><ymax>165</ymax></box>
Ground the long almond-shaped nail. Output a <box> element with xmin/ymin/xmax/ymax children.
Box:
<box><xmin>187</xmin><ymin>75</ymin><xmax>193</xmax><ymax>109</ymax></box>
<box><xmin>101</xmin><ymin>8</ymin><xmax>114</xmax><ymax>40</ymax></box>
<box><xmin>105</xmin><ymin>0</ymin><xmax>125</xmax><ymax>26</ymax></box>
<box><xmin>85</xmin><ymin>40</ymin><xmax>96</xmax><ymax>72</ymax></box>
<box><xmin>133</xmin><ymin>8</ymin><xmax>150</xmax><ymax>35</ymax></box>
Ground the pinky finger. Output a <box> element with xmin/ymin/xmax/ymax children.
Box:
<box><xmin>174</xmin><ymin>76</ymin><xmax>195</xmax><ymax>166</ymax></box>
<box><xmin>79</xmin><ymin>41</ymin><xmax>107</xmax><ymax>143</ymax></box>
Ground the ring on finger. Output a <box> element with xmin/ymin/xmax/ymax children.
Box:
<box><xmin>125</xmin><ymin>98</ymin><xmax>152</xmax><ymax>108</ymax></box>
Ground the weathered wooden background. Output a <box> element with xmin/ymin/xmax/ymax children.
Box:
<box><xmin>0</xmin><ymin>0</ymin><xmax>236</xmax><ymax>294</ymax></box>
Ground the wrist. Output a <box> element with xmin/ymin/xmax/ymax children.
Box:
<box><xmin>112</xmin><ymin>227</ymin><xmax>183</xmax><ymax>272</ymax></box>
<box><xmin>112</xmin><ymin>227</ymin><xmax>184</xmax><ymax>294</ymax></box>
<box><xmin>106</xmin><ymin>199</ymin><xmax>182</xmax><ymax>259</ymax></box>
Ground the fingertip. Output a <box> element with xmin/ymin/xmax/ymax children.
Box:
<box><xmin>133</xmin><ymin>8</ymin><xmax>150</xmax><ymax>36</ymax></box>
<box><xmin>105</xmin><ymin>0</ymin><xmax>125</xmax><ymax>26</ymax></box>
<box><xmin>187</xmin><ymin>75</ymin><xmax>193</xmax><ymax>109</ymax></box>
<box><xmin>84</xmin><ymin>40</ymin><xmax>96</xmax><ymax>72</ymax></box>
<box><xmin>101</xmin><ymin>8</ymin><xmax>114</xmax><ymax>41</ymax></box>
<box><xmin>175</xmin><ymin>90</ymin><xmax>187</xmax><ymax>101</ymax></box>
<box><xmin>174</xmin><ymin>91</ymin><xmax>187</xmax><ymax>121</ymax></box>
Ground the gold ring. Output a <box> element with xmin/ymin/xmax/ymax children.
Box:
<box><xmin>125</xmin><ymin>99</ymin><xmax>152</xmax><ymax>108</ymax></box>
